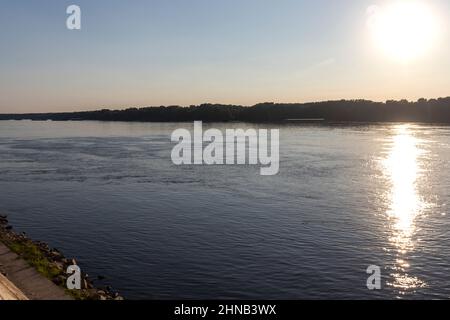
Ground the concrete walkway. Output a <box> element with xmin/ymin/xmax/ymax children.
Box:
<box><xmin>0</xmin><ymin>243</ymin><xmax>72</xmax><ymax>300</ymax></box>
<box><xmin>0</xmin><ymin>272</ymin><xmax>28</xmax><ymax>300</ymax></box>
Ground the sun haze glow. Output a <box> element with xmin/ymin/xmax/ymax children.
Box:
<box><xmin>367</xmin><ymin>1</ymin><xmax>440</xmax><ymax>62</ymax></box>
<box><xmin>1</xmin><ymin>1</ymin><xmax>449</xmax><ymax>112</ymax></box>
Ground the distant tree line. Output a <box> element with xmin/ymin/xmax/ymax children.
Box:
<box><xmin>1</xmin><ymin>97</ymin><xmax>450</xmax><ymax>123</ymax></box>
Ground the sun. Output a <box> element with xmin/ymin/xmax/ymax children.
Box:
<box><xmin>367</xmin><ymin>1</ymin><xmax>439</xmax><ymax>62</ymax></box>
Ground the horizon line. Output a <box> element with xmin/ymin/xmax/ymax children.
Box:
<box><xmin>2</xmin><ymin>96</ymin><xmax>450</xmax><ymax>115</ymax></box>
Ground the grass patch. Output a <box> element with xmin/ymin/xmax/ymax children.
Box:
<box><xmin>0</xmin><ymin>235</ymin><xmax>92</xmax><ymax>300</ymax></box>
<box><xmin>7</xmin><ymin>241</ymin><xmax>62</xmax><ymax>280</ymax></box>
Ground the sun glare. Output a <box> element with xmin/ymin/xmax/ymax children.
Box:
<box><xmin>383</xmin><ymin>125</ymin><xmax>428</xmax><ymax>292</ymax></box>
<box><xmin>367</xmin><ymin>1</ymin><xmax>439</xmax><ymax>62</ymax></box>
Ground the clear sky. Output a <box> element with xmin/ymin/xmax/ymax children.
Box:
<box><xmin>0</xmin><ymin>0</ymin><xmax>449</xmax><ymax>113</ymax></box>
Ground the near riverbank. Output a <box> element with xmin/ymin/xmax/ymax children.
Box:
<box><xmin>0</xmin><ymin>214</ymin><xmax>123</xmax><ymax>300</ymax></box>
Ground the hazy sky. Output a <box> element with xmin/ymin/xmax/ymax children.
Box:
<box><xmin>0</xmin><ymin>0</ymin><xmax>449</xmax><ymax>113</ymax></box>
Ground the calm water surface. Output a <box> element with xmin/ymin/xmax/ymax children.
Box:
<box><xmin>0</xmin><ymin>120</ymin><xmax>450</xmax><ymax>299</ymax></box>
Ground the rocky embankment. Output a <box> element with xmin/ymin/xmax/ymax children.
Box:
<box><xmin>0</xmin><ymin>214</ymin><xmax>124</xmax><ymax>300</ymax></box>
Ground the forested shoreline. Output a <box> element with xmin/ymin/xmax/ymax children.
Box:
<box><xmin>1</xmin><ymin>97</ymin><xmax>450</xmax><ymax>123</ymax></box>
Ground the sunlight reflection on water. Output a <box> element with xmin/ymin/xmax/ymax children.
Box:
<box><xmin>383</xmin><ymin>124</ymin><xmax>428</xmax><ymax>294</ymax></box>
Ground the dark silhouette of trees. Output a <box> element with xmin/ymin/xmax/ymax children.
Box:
<box><xmin>1</xmin><ymin>97</ymin><xmax>450</xmax><ymax>123</ymax></box>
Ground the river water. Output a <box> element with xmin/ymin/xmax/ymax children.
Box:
<box><xmin>0</xmin><ymin>120</ymin><xmax>449</xmax><ymax>299</ymax></box>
